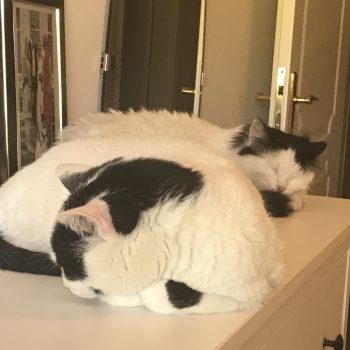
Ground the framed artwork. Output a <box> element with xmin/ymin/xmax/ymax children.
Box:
<box><xmin>0</xmin><ymin>6</ymin><xmax>6</xmax><ymax>185</ymax></box>
<box><xmin>0</xmin><ymin>0</ymin><xmax>66</xmax><ymax>182</ymax></box>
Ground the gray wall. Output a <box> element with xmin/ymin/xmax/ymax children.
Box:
<box><xmin>200</xmin><ymin>0</ymin><xmax>278</xmax><ymax>127</ymax></box>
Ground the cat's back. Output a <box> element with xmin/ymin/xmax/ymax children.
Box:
<box><xmin>0</xmin><ymin>134</ymin><xmax>259</xmax><ymax>253</ymax></box>
<box><xmin>62</xmin><ymin>110</ymin><xmax>238</xmax><ymax>156</ymax></box>
<box><xmin>89</xmin><ymin>134</ymin><xmax>273</xmax><ymax>244</ymax></box>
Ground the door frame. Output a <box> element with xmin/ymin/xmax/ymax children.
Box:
<box><xmin>193</xmin><ymin>0</ymin><xmax>206</xmax><ymax>116</ymax></box>
<box><xmin>268</xmin><ymin>0</ymin><xmax>296</xmax><ymax>131</ymax></box>
<box><xmin>341</xmin><ymin>114</ymin><xmax>350</xmax><ymax>198</ymax></box>
<box><xmin>340</xmin><ymin>68</ymin><xmax>350</xmax><ymax>198</ymax></box>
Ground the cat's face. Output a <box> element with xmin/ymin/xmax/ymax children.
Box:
<box><xmin>51</xmin><ymin>201</ymin><xmax>112</xmax><ymax>300</ymax></box>
<box><xmin>232</xmin><ymin>119</ymin><xmax>327</xmax><ymax>194</ymax></box>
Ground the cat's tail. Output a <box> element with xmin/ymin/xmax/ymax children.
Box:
<box><xmin>0</xmin><ymin>235</ymin><xmax>61</xmax><ymax>276</ymax></box>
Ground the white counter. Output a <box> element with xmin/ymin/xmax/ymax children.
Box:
<box><xmin>1</xmin><ymin>196</ymin><xmax>350</xmax><ymax>350</ymax></box>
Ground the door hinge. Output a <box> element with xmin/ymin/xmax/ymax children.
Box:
<box><xmin>100</xmin><ymin>52</ymin><xmax>112</xmax><ymax>73</ymax></box>
<box><xmin>200</xmin><ymin>72</ymin><xmax>205</xmax><ymax>88</ymax></box>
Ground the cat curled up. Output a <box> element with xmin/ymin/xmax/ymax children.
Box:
<box><xmin>63</xmin><ymin>109</ymin><xmax>327</xmax><ymax>217</ymax></box>
<box><xmin>0</xmin><ymin>135</ymin><xmax>284</xmax><ymax>314</ymax></box>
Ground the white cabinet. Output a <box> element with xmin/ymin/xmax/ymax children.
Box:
<box><xmin>0</xmin><ymin>196</ymin><xmax>350</xmax><ymax>350</ymax></box>
<box><xmin>241</xmin><ymin>247</ymin><xmax>349</xmax><ymax>350</ymax></box>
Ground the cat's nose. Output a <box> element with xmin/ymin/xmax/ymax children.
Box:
<box><xmin>276</xmin><ymin>185</ymin><xmax>286</xmax><ymax>192</ymax></box>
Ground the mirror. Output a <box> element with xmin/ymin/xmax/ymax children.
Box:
<box><xmin>101</xmin><ymin>0</ymin><xmax>203</xmax><ymax>115</ymax></box>
<box><xmin>101</xmin><ymin>0</ymin><xmax>278</xmax><ymax>128</ymax></box>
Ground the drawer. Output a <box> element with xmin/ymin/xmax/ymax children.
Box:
<box><xmin>239</xmin><ymin>247</ymin><xmax>349</xmax><ymax>350</ymax></box>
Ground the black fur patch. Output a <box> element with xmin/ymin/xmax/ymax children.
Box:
<box><xmin>238</xmin><ymin>146</ymin><xmax>256</xmax><ymax>156</ymax></box>
<box><xmin>261</xmin><ymin>126</ymin><xmax>327</xmax><ymax>169</ymax></box>
<box><xmin>51</xmin><ymin>223</ymin><xmax>87</xmax><ymax>280</ymax></box>
<box><xmin>260</xmin><ymin>190</ymin><xmax>293</xmax><ymax>217</ymax></box>
<box><xmin>60</xmin><ymin>172</ymin><xmax>89</xmax><ymax>193</ymax></box>
<box><xmin>0</xmin><ymin>235</ymin><xmax>61</xmax><ymax>276</ymax></box>
<box><xmin>166</xmin><ymin>280</ymin><xmax>202</xmax><ymax>309</ymax></box>
<box><xmin>59</xmin><ymin>157</ymin><xmax>123</xmax><ymax>192</ymax></box>
<box><xmin>63</xmin><ymin>158</ymin><xmax>204</xmax><ymax>235</ymax></box>
<box><xmin>231</xmin><ymin>120</ymin><xmax>327</xmax><ymax>169</ymax></box>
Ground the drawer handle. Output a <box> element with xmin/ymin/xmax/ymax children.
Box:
<box><xmin>323</xmin><ymin>334</ymin><xmax>343</xmax><ymax>350</ymax></box>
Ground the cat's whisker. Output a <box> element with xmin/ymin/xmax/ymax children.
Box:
<box><xmin>23</xmin><ymin>257</ymin><xmax>56</xmax><ymax>266</ymax></box>
<box><xmin>39</xmin><ymin>262</ymin><xmax>59</xmax><ymax>275</ymax></box>
<box><xmin>21</xmin><ymin>252</ymin><xmax>49</xmax><ymax>261</ymax></box>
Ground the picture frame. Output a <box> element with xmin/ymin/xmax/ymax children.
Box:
<box><xmin>0</xmin><ymin>0</ymin><xmax>66</xmax><ymax>183</ymax></box>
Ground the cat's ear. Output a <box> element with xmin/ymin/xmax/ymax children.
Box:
<box><xmin>248</xmin><ymin>118</ymin><xmax>269</xmax><ymax>145</ymax></box>
<box><xmin>309</xmin><ymin>141</ymin><xmax>327</xmax><ymax>159</ymax></box>
<box><xmin>55</xmin><ymin>163</ymin><xmax>91</xmax><ymax>192</ymax></box>
<box><xmin>57</xmin><ymin>199</ymin><xmax>115</xmax><ymax>240</ymax></box>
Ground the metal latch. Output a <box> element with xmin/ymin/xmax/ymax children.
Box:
<box><xmin>100</xmin><ymin>52</ymin><xmax>112</xmax><ymax>73</ymax></box>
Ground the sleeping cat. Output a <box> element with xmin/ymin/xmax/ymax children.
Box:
<box><xmin>0</xmin><ymin>134</ymin><xmax>284</xmax><ymax>314</ymax></box>
<box><xmin>62</xmin><ymin>109</ymin><xmax>327</xmax><ymax>216</ymax></box>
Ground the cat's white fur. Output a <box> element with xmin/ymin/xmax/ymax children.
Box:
<box><xmin>63</xmin><ymin>277</ymin><xmax>250</xmax><ymax>315</ymax></box>
<box><xmin>103</xmin><ymin>280</ymin><xmax>255</xmax><ymax>314</ymax></box>
<box><xmin>0</xmin><ymin>134</ymin><xmax>284</xmax><ymax>313</ymax></box>
<box><xmin>62</xmin><ymin>109</ymin><xmax>314</xmax><ymax>208</ymax></box>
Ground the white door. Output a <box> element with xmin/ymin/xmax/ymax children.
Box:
<box><xmin>268</xmin><ymin>0</ymin><xmax>350</xmax><ymax>196</ymax></box>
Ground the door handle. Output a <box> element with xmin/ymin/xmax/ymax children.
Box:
<box><xmin>323</xmin><ymin>334</ymin><xmax>343</xmax><ymax>350</ymax></box>
<box><xmin>256</xmin><ymin>93</ymin><xmax>270</xmax><ymax>102</ymax></box>
<box><xmin>293</xmin><ymin>95</ymin><xmax>319</xmax><ymax>104</ymax></box>
<box><xmin>285</xmin><ymin>72</ymin><xmax>319</xmax><ymax>133</ymax></box>
<box><xmin>181</xmin><ymin>87</ymin><xmax>196</xmax><ymax>94</ymax></box>
<box><xmin>181</xmin><ymin>87</ymin><xmax>203</xmax><ymax>95</ymax></box>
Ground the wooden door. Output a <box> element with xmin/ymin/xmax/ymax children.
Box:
<box><xmin>269</xmin><ymin>0</ymin><xmax>350</xmax><ymax>196</ymax></box>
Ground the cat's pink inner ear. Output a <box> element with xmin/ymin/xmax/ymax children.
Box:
<box><xmin>57</xmin><ymin>199</ymin><xmax>116</xmax><ymax>240</ymax></box>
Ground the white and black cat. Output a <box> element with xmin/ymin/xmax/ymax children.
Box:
<box><xmin>62</xmin><ymin>109</ymin><xmax>327</xmax><ymax>216</ymax></box>
<box><xmin>0</xmin><ymin>135</ymin><xmax>284</xmax><ymax>314</ymax></box>
<box><xmin>0</xmin><ymin>110</ymin><xmax>325</xmax><ymax>313</ymax></box>
<box><xmin>0</xmin><ymin>110</ymin><xmax>326</xmax><ymax>276</ymax></box>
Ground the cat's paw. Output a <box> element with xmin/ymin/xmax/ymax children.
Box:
<box><xmin>288</xmin><ymin>192</ymin><xmax>307</xmax><ymax>211</ymax></box>
<box><xmin>99</xmin><ymin>293</ymin><xmax>143</xmax><ymax>307</ymax></box>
